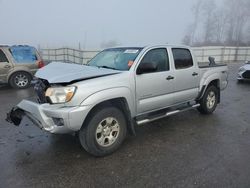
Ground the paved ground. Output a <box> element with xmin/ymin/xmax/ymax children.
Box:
<box><xmin>0</xmin><ymin>63</ymin><xmax>250</xmax><ymax>188</ymax></box>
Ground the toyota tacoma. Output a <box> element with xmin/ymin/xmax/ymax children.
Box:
<box><xmin>7</xmin><ymin>45</ymin><xmax>228</xmax><ymax>156</ymax></box>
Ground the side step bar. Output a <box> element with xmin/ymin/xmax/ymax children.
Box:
<box><xmin>136</xmin><ymin>104</ymin><xmax>200</xmax><ymax>125</ymax></box>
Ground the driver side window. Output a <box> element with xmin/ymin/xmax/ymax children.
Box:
<box><xmin>139</xmin><ymin>48</ymin><xmax>169</xmax><ymax>73</ymax></box>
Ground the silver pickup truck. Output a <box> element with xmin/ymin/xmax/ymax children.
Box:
<box><xmin>7</xmin><ymin>45</ymin><xmax>228</xmax><ymax>156</ymax></box>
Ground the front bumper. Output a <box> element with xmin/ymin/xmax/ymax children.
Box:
<box><xmin>238</xmin><ymin>70</ymin><xmax>250</xmax><ymax>80</ymax></box>
<box><xmin>6</xmin><ymin>100</ymin><xmax>91</xmax><ymax>134</ymax></box>
<box><xmin>238</xmin><ymin>72</ymin><xmax>244</xmax><ymax>80</ymax></box>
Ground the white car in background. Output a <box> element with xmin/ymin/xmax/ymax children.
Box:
<box><xmin>238</xmin><ymin>61</ymin><xmax>250</xmax><ymax>82</ymax></box>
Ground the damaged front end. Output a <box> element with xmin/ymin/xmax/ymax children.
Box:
<box><xmin>6</xmin><ymin>78</ymin><xmax>50</xmax><ymax>127</ymax></box>
<box><xmin>6</xmin><ymin>107</ymin><xmax>25</xmax><ymax>126</ymax></box>
<box><xmin>6</xmin><ymin>61</ymin><xmax>121</xmax><ymax>133</ymax></box>
<box><xmin>6</xmin><ymin>77</ymin><xmax>89</xmax><ymax>134</ymax></box>
<box><xmin>33</xmin><ymin>78</ymin><xmax>50</xmax><ymax>104</ymax></box>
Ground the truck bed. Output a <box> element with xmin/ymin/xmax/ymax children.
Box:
<box><xmin>198</xmin><ymin>62</ymin><xmax>226</xmax><ymax>68</ymax></box>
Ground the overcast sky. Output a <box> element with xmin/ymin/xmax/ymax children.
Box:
<box><xmin>0</xmin><ymin>0</ymin><xmax>197</xmax><ymax>49</ymax></box>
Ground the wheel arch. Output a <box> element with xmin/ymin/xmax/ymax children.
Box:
<box><xmin>82</xmin><ymin>97</ymin><xmax>136</xmax><ymax>136</ymax></box>
<box><xmin>7</xmin><ymin>70</ymin><xmax>32</xmax><ymax>84</ymax></box>
<box><xmin>197</xmin><ymin>79</ymin><xmax>220</xmax><ymax>103</ymax></box>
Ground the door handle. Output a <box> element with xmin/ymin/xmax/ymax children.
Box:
<box><xmin>4</xmin><ymin>65</ymin><xmax>11</xmax><ymax>68</ymax></box>
<box><xmin>166</xmin><ymin>76</ymin><xmax>174</xmax><ymax>80</ymax></box>
<box><xmin>192</xmin><ymin>72</ymin><xmax>198</xmax><ymax>76</ymax></box>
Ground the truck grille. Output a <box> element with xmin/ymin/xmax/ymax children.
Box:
<box><xmin>33</xmin><ymin>79</ymin><xmax>49</xmax><ymax>103</ymax></box>
<box><xmin>242</xmin><ymin>70</ymin><xmax>250</xmax><ymax>79</ymax></box>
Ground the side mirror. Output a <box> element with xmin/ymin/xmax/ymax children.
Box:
<box><xmin>137</xmin><ymin>62</ymin><xmax>157</xmax><ymax>74</ymax></box>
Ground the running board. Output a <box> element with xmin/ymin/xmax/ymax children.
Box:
<box><xmin>136</xmin><ymin>104</ymin><xmax>200</xmax><ymax>125</ymax></box>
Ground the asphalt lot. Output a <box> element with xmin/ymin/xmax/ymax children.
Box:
<box><xmin>0</xmin><ymin>63</ymin><xmax>250</xmax><ymax>188</ymax></box>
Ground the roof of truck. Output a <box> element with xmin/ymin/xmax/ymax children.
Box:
<box><xmin>144</xmin><ymin>44</ymin><xmax>190</xmax><ymax>48</ymax></box>
<box><xmin>107</xmin><ymin>44</ymin><xmax>190</xmax><ymax>50</ymax></box>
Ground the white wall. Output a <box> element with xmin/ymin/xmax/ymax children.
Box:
<box><xmin>192</xmin><ymin>46</ymin><xmax>250</xmax><ymax>63</ymax></box>
<box><xmin>40</xmin><ymin>46</ymin><xmax>250</xmax><ymax>64</ymax></box>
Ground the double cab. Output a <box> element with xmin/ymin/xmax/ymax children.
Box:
<box><xmin>7</xmin><ymin>45</ymin><xmax>228</xmax><ymax>156</ymax></box>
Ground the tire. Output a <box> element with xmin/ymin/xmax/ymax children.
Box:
<box><xmin>197</xmin><ymin>85</ymin><xmax>219</xmax><ymax>114</ymax></box>
<box><xmin>79</xmin><ymin>106</ymin><xmax>127</xmax><ymax>157</ymax></box>
<box><xmin>9</xmin><ymin>72</ymin><xmax>32</xmax><ymax>89</ymax></box>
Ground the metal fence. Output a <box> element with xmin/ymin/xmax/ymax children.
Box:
<box><xmin>193</xmin><ymin>46</ymin><xmax>250</xmax><ymax>63</ymax></box>
<box><xmin>40</xmin><ymin>46</ymin><xmax>250</xmax><ymax>64</ymax></box>
<box><xmin>40</xmin><ymin>48</ymin><xmax>99</xmax><ymax>65</ymax></box>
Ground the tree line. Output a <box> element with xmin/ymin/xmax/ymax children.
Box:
<box><xmin>183</xmin><ymin>0</ymin><xmax>250</xmax><ymax>46</ymax></box>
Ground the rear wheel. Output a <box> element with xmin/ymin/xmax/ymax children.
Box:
<box><xmin>197</xmin><ymin>85</ymin><xmax>219</xmax><ymax>114</ymax></box>
<box><xmin>9</xmin><ymin>72</ymin><xmax>32</xmax><ymax>89</ymax></box>
<box><xmin>79</xmin><ymin>106</ymin><xmax>127</xmax><ymax>157</ymax></box>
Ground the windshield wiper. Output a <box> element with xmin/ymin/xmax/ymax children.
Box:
<box><xmin>97</xmin><ymin>66</ymin><xmax>116</xmax><ymax>70</ymax></box>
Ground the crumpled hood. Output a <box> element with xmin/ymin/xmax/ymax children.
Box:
<box><xmin>35</xmin><ymin>62</ymin><xmax>122</xmax><ymax>83</ymax></box>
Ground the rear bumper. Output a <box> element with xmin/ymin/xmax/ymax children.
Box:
<box><xmin>7</xmin><ymin>100</ymin><xmax>91</xmax><ymax>134</ymax></box>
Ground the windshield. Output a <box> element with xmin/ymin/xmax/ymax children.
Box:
<box><xmin>88</xmin><ymin>48</ymin><xmax>142</xmax><ymax>70</ymax></box>
<box><xmin>10</xmin><ymin>46</ymin><xmax>38</xmax><ymax>63</ymax></box>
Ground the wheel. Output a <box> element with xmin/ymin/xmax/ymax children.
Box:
<box><xmin>9</xmin><ymin>72</ymin><xmax>32</xmax><ymax>89</ymax></box>
<box><xmin>197</xmin><ymin>85</ymin><xmax>218</xmax><ymax>114</ymax></box>
<box><xmin>79</xmin><ymin>106</ymin><xmax>127</xmax><ymax>157</ymax></box>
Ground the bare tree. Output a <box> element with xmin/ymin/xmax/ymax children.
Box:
<box><xmin>184</xmin><ymin>0</ymin><xmax>250</xmax><ymax>46</ymax></box>
<box><xmin>189</xmin><ymin>0</ymin><xmax>203</xmax><ymax>45</ymax></box>
<box><xmin>182</xmin><ymin>33</ymin><xmax>191</xmax><ymax>46</ymax></box>
<box><xmin>201</xmin><ymin>0</ymin><xmax>216</xmax><ymax>44</ymax></box>
<box><xmin>182</xmin><ymin>24</ymin><xmax>194</xmax><ymax>45</ymax></box>
<box><xmin>245</xmin><ymin>24</ymin><xmax>250</xmax><ymax>45</ymax></box>
<box><xmin>224</xmin><ymin>0</ymin><xmax>250</xmax><ymax>45</ymax></box>
<box><xmin>213</xmin><ymin>9</ymin><xmax>227</xmax><ymax>43</ymax></box>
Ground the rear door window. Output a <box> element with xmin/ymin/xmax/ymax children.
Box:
<box><xmin>172</xmin><ymin>48</ymin><xmax>193</xmax><ymax>69</ymax></box>
<box><xmin>0</xmin><ymin>49</ymin><xmax>9</xmax><ymax>63</ymax></box>
<box><xmin>9</xmin><ymin>46</ymin><xmax>38</xmax><ymax>63</ymax></box>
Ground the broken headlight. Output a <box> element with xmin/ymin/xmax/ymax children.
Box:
<box><xmin>45</xmin><ymin>86</ymin><xmax>76</xmax><ymax>104</ymax></box>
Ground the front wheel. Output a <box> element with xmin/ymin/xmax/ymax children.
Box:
<box><xmin>197</xmin><ymin>85</ymin><xmax>219</xmax><ymax>114</ymax></box>
<box><xmin>79</xmin><ymin>106</ymin><xmax>127</xmax><ymax>157</ymax></box>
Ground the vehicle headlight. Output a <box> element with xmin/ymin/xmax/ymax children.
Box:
<box><xmin>45</xmin><ymin>86</ymin><xmax>76</xmax><ymax>104</ymax></box>
<box><xmin>239</xmin><ymin>67</ymin><xmax>246</xmax><ymax>72</ymax></box>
